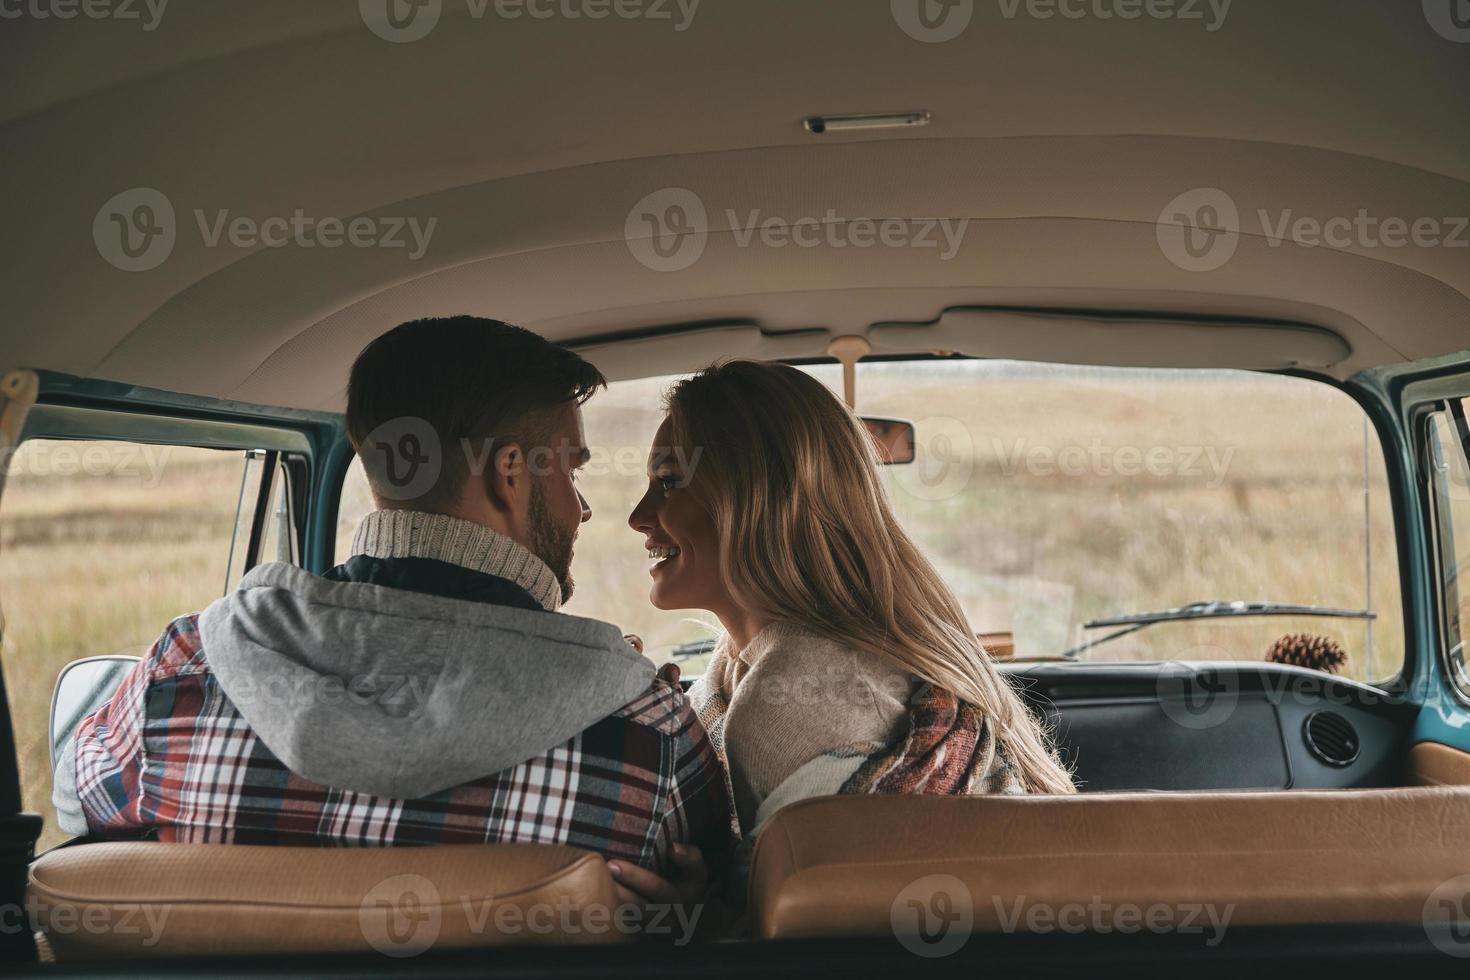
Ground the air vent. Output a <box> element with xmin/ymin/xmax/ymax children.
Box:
<box><xmin>1303</xmin><ymin>711</ymin><xmax>1360</xmax><ymax>767</ymax></box>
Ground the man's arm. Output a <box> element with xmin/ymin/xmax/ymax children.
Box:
<box><xmin>608</xmin><ymin>679</ymin><xmax>735</xmax><ymax>938</ymax></box>
<box><xmin>64</xmin><ymin>624</ymin><xmax>183</xmax><ymax>834</ymax></box>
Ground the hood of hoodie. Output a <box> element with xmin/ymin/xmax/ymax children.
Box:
<box><xmin>198</xmin><ymin>562</ymin><xmax>655</xmax><ymax>800</ymax></box>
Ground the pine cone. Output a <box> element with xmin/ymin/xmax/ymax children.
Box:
<box><xmin>1266</xmin><ymin>633</ymin><xmax>1348</xmax><ymax>674</ymax></box>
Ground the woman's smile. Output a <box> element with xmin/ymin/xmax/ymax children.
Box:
<box><xmin>628</xmin><ymin>416</ymin><xmax>727</xmax><ymax>611</ymax></box>
<box><xmin>646</xmin><ymin>543</ymin><xmax>682</xmax><ymax>575</ymax></box>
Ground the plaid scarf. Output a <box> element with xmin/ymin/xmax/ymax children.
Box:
<box><xmin>840</xmin><ymin>683</ymin><xmax>1024</xmax><ymax>796</ymax></box>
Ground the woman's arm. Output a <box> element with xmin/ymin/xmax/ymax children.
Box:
<box><xmin>722</xmin><ymin>632</ymin><xmax>912</xmax><ymax>830</ymax></box>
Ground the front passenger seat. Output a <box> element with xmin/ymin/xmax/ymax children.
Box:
<box><xmin>749</xmin><ymin>788</ymin><xmax>1470</xmax><ymax>940</ymax></box>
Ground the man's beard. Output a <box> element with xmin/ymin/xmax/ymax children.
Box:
<box><xmin>528</xmin><ymin>479</ymin><xmax>576</xmax><ymax>604</ymax></box>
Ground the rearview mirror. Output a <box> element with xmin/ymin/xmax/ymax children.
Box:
<box><xmin>861</xmin><ymin>417</ymin><xmax>916</xmax><ymax>465</ymax></box>
<box><xmin>50</xmin><ymin>656</ymin><xmax>138</xmax><ymax>770</ymax></box>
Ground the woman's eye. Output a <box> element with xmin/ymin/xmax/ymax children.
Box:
<box><xmin>657</xmin><ymin>476</ymin><xmax>678</xmax><ymax>492</ymax></box>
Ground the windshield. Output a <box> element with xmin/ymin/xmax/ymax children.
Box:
<box><xmin>546</xmin><ymin>359</ymin><xmax>1400</xmax><ymax>684</ymax></box>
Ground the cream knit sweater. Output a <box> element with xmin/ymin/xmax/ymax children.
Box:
<box><xmin>688</xmin><ymin>622</ymin><xmax>916</xmax><ymax>835</ymax></box>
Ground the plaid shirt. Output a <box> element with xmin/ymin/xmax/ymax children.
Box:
<box><xmin>70</xmin><ymin>609</ymin><xmax>731</xmax><ymax>874</ymax></box>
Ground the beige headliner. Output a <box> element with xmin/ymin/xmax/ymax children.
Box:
<box><xmin>3</xmin><ymin>0</ymin><xmax>1468</xmax><ymax>412</ymax></box>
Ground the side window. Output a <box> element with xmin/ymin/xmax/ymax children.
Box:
<box><xmin>1427</xmin><ymin>404</ymin><xmax>1470</xmax><ymax>695</ymax></box>
<box><xmin>0</xmin><ymin>439</ymin><xmax>291</xmax><ymax>847</ymax></box>
<box><xmin>256</xmin><ymin>466</ymin><xmax>298</xmax><ymax>567</ymax></box>
<box><xmin>248</xmin><ymin>452</ymin><xmax>303</xmax><ymax>572</ymax></box>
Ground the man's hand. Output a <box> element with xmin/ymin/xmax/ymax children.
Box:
<box><xmin>607</xmin><ymin>843</ymin><xmax>708</xmax><ymax>913</ymax></box>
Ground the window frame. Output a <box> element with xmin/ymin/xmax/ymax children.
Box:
<box><xmin>20</xmin><ymin>405</ymin><xmax>314</xmax><ymax>578</ymax></box>
<box><xmin>242</xmin><ymin>449</ymin><xmax>310</xmax><ymax>571</ymax></box>
<box><xmin>1418</xmin><ymin>401</ymin><xmax>1470</xmax><ymax>705</ymax></box>
<box><xmin>1395</xmin><ymin>363</ymin><xmax>1470</xmax><ymax>720</ymax></box>
<box><xmin>321</xmin><ymin>436</ymin><xmax>360</xmax><ymax>568</ymax></box>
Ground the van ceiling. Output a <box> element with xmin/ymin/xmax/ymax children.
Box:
<box><xmin>2</xmin><ymin>0</ymin><xmax>1467</xmax><ymax>411</ymax></box>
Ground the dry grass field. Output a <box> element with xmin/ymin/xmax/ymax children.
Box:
<box><xmin>4</xmin><ymin>362</ymin><xmax>1403</xmax><ymax>848</ymax></box>
<box><xmin>1</xmin><ymin>444</ymin><xmax>246</xmax><ymax>847</ymax></box>
<box><xmin>563</xmin><ymin>363</ymin><xmax>1402</xmax><ymax>678</ymax></box>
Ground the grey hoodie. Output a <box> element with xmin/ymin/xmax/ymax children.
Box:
<box><xmin>52</xmin><ymin>559</ymin><xmax>657</xmax><ymax>834</ymax></box>
<box><xmin>197</xmin><ymin>562</ymin><xmax>656</xmax><ymax>800</ymax></box>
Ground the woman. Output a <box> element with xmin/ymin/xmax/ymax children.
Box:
<box><xmin>626</xmin><ymin>360</ymin><xmax>1075</xmax><ymax>843</ymax></box>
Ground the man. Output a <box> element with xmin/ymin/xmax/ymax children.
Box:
<box><xmin>53</xmin><ymin>317</ymin><xmax>730</xmax><ymax>880</ymax></box>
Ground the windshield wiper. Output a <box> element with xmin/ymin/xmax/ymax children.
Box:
<box><xmin>1058</xmin><ymin>600</ymin><xmax>1376</xmax><ymax>660</ymax></box>
<box><xmin>670</xmin><ymin>638</ymin><xmax>718</xmax><ymax>661</ymax></box>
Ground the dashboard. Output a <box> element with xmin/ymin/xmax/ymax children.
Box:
<box><xmin>1001</xmin><ymin>661</ymin><xmax>1415</xmax><ymax>792</ymax></box>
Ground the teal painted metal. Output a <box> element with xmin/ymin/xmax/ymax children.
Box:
<box><xmin>1363</xmin><ymin>354</ymin><xmax>1470</xmax><ymax>753</ymax></box>
<box><xmin>309</xmin><ymin>429</ymin><xmax>354</xmax><ymax>574</ymax></box>
<box><xmin>24</xmin><ymin>403</ymin><xmax>312</xmax><ymax>454</ymax></box>
<box><xmin>32</xmin><ymin>370</ymin><xmax>341</xmax><ymax>429</ymax></box>
<box><xmin>25</xmin><ymin>370</ymin><xmax>344</xmax><ymax>575</ymax></box>
<box><xmin>1343</xmin><ymin>366</ymin><xmax>1436</xmax><ymax>700</ymax></box>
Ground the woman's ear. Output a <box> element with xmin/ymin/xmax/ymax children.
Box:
<box><xmin>484</xmin><ymin>441</ymin><xmax>527</xmax><ymax>514</ymax></box>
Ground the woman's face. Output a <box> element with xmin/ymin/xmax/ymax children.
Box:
<box><xmin>627</xmin><ymin>417</ymin><xmax>726</xmax><ymax>613</ymax></box>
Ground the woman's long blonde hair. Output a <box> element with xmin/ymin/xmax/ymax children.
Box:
<box><xmin>667</xmin><ymin>360</ymin><xmax>1076</xmax><ymax>795</ymax></box>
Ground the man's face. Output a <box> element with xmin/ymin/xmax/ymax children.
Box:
<box><xmin>524</xmin><ymin>403</ymin><xmax>592</xmax><ymax>602</ymax></box>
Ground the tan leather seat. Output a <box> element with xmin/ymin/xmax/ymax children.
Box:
<box><xmin>1408</xmin><ymin>741</ymin><xmax>1470</xmax><ymax>786</ymax></box>
<box><xmin>29</xmin><ymin>842</ymin><xmax>632</xmax><ymax>960</ymax></box>
<box><xmin>750</xmin><ymin>787</ymin><xmax>1470</xmax><ymax>940</ymax></box>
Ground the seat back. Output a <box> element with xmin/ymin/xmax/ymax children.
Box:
<box><xmin>1408</xmin><ymin>741</ymin><xmax>1470</xmax><ymax>786</ymax></box>
<box><xmin>29</xmin><ymin>841</ymin><xmax>630</xmax><ymax>960</ymax></box>
<box><xmin>750</xmin><ymin>787</ymin><xmax>1470</xmax><ymax>941</ymax></box>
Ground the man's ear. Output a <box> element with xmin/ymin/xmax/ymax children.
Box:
<box><xmin>484</xmin><ymin>441</ymin><xmax>527</xmax><ymax>513</ymax></box>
